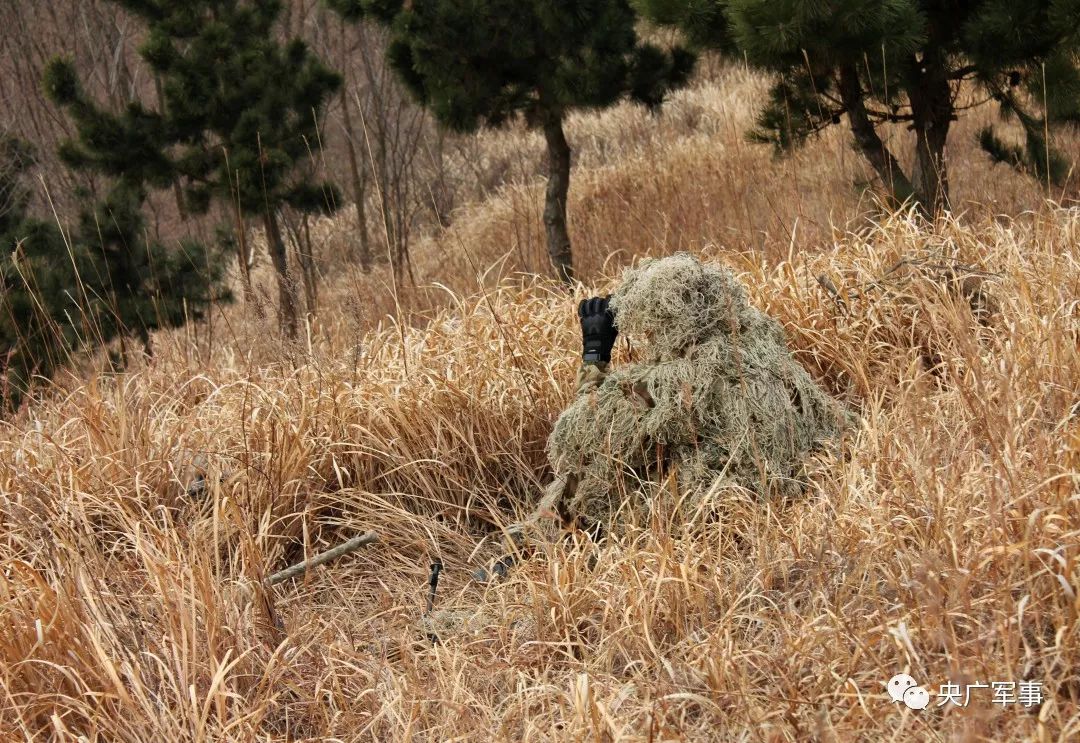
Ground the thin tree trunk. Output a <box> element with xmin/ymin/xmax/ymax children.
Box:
<box><xmin>838</xmin><ymin>64</ymin><xmax>916</xmax><ymax>211</ymax></box>
<box><xmin>374</xmin><ymin>124</ymin><xmax>397</xmax><ymax>277</ymax></box>
<box><xmin>340</xmin><ymin>86</ymin><xmax>371</xmax><ymax>271</ymax></box>
<box><xmin>153</xmin><ymin>74</ymin><xmax>185</xmax><ymax>219</ymax></box>
<box><xmin>230</xmin><ymin>189</ymin><xmax>257</xmax><ymax>307</ymax></box>
<box><xmin>542</xmin><ymin>112</ymin><xmax>574</xmax><ymax>284</ymax></box>
<box><xmin>282</xmin><ymin>209</ymin><xmax>317</xmax><ymax>318</ymax></box>
<box><xmin>264</xmin><ymin>211</ymin><xmax>298</xmax><ymax>338</ymax></box>
<box><xmin>300</xmin><ymin>213</ymin><xmax>317</xmax><ymax>314</ymax></box>
<box><xmin>234</xmin><ymin>210</ymin><xmax>257</xmax><ymax>305</ymax></box>
<box><xmin>908</xmin><ymin>56</ymin><xmax>953</xmax><ymax>218</ymax></box>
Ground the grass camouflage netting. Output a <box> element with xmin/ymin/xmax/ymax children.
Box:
<box><xmin>548</xmin><ymin>253</ymin><xmax>852</xmax><ymax>523</ymax></box>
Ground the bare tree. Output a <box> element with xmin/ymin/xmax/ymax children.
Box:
<box><xmin>1</xmin><ymin>0</ymin><xmax>483</xmax><ymax>309</ymax></box>
<box><xmin>306</xmin><ymin>6</ymin><xmax>460</xmax><ymax>286</ymax></box>
<box><xmin>0</xmin><ymin>1</ymin><xmax>146</xmax><ymax>204</ymax></box>
<box><xmin>353</xmin><ymin>24</ymin><xmax>428</xmax><ymax>286</ymax></box>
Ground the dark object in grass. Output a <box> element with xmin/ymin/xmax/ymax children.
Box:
<box><xmin>471</xmin><ymin>554</ymin><xmax>516</xmax><ymax>583</ymax></box>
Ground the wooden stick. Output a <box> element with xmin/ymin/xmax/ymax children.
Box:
<box><xmin>816</xmin><ymin>273</ymin><xmax>847</xmax><ymax>312</ymax></box>
<box><xmin>266</xmin><ymin>531</ymin><xmax>379</xmax><ymax>587</ymax></box>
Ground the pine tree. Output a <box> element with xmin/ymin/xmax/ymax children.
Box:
<box><xmin>978</xmin><ymin>46</ymin><xmax>1080</xmax><ymax>189</ymax></box>
<box><xmin>0</xmin><ymin>135</ymin><xmax>69</xmax><ymax>408</ymax></box>
<box><xmin>327</xmin><ymin>0</ymin><xmax>694</xmax><ymax>282</ymax></box>
<box><xmin>0</xmin><ymin>136</ymin><xmax>226</xmax><ymax>410</ymax></box>
<box><xmin>637</xmin><ymin>1</ymin><xmax>1080</xmax><ymax>216</ymax></box>
<box><xmin>45</xmin><ymin>0</ymin><xmax>343</xmax><ymax>337</ymax></box>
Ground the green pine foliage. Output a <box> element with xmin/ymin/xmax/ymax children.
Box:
<box><xmin>329</xmin><ymin>0</ymin><xmax>694</xmax><ymax>281</ymax></box>
<box><xmin>639</xmin><ymin>0</ymin><xmax>1080</xmax><ymax>214</ymax></box>
<box><xmin>369</xmin><ymin>0</ymin><xmax>692</xmax><ymax>130</ymax></box>
<box><xmin>631</xmin><ymin>0</ymin><xmax>732</xmax><ymax>51</ymax></box>
<box><xmin>978</xmin><ymin>49</ymin><xmax>1080</xmax><ymax>188</ymax></box>
<box><xmin>0</xmin><ymin>137</ymin><xmax>227</xmax><ymax>410</ymax></box>
<box><xmin>45</xmin><ymin>0</ymin><xmax>343</xmax><ymax>336</ymax></box>
<box><xmin>979</xmin><ymin>90</ymin><xmax>1071</xmax><ymax>188</ymax></box>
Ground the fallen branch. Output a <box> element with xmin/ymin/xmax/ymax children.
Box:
<box><xmin>266</xmin><ymin>531</ymin><xmax>379</xmax><ymax>587</ymax></box>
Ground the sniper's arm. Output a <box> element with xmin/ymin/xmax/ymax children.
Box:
<box><xmin>576</xmin><ymin>296</ymin><xmax>617</xmax><ymax>395</ymax></box>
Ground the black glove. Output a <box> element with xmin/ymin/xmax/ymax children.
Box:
<box><xmin>578</xmin><ymin>296</ymin><xmax>618</xmax><ymax>364</ymax></box>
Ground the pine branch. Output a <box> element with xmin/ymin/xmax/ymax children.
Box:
<box><xmin>864</xmin><ymin>108</ymin><xmax>916</xmax><ymax>123</ymax></box>
<box><xmin>837</xmin><ymin>64</ymin><xmax>916</xmax><ymax>207</ymax></box>
<box><xmin>949</xmin><ymin>64</ymin><xmax>981</xmax><ymax>81</ymax></box>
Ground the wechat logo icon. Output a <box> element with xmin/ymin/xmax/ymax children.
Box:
<box><xmin>888</xmin><ymin>674</ymin><xmax>930</xmax><ymax>710</ymax></box>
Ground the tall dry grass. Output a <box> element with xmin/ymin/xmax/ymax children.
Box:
<box><xmin>296</xmin><ymin>66</ymin><xmax>1078</xmax><ymax>321</ymax></box>
<box><xmin>2</xmin><ymin>209</ymin><xmax>1078</xmax><ymax>740</ymax></box>
<box><xmin>2</xmin><ymin>68</ymin><xmax>1079</xmax><ymax>741</ymax></box>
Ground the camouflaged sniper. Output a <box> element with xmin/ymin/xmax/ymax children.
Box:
<box><xmin>545</xmin><ymin>253</ymin><xmax>850</xmax><ymax>526</ymax></box>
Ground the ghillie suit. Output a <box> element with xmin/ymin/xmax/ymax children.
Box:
<box><xmin>545</xmin><ymin>253</ymin><xmax>850</xmax><ymax>527</ymax></box>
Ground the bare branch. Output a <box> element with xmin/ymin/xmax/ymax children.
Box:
<box><xmin>266</xmin><ymin>531</ymin><xmax>379</xmax><ymax>587</ymax></box>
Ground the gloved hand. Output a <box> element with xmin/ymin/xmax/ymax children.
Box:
<box><xmin>578</xmin><ymin>296</ymin><xmax>618</xmax><ymax>364</ymax></box>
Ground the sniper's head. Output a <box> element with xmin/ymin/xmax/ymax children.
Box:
<box><xmin>610</xmin><ymin>253</ymin><xmax>748</xmax><ymax>358</ymax></box>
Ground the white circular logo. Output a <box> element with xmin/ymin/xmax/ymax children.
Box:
<box><xmin>887</xmin><ymin>674</ymin><xmax>918</xmax><ymax>703</ymax></box>
<box><xmin>902</xmin><ymin>686</ymin><xmax>930</xmax><ymax>710</ymax></box>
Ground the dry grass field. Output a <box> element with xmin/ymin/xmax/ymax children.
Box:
<box><xmin>1</xmin><ymin>69</ymin><xmax>1079</xmax><ymax>741</ymax></box>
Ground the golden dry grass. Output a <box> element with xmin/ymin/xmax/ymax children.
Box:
<box><xmin>292</xmin><ymin>67</ymin><xmax>1078</xmax><ymax>329</ymax></box>
<box><xmin>2</xmin><ymin>69</ymin><xmax>1079</xmax><ymax>741</ymax></box>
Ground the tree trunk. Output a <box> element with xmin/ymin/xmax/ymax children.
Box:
<box><xmin>542</xmin><ymin>112</ymin><xmax>574</xmax><ymax>284</ymax></box>
<box><xmin>281</xmin><ymin>209</ymin><xmax>318</xmax><ymax>318</ymax></box>
<box><xmin>300</xmin><ymin>213</ymin><xmax>318</xmax><ymax>314</ymax></box>
<box><xmin>235</xmin><ymin>214</ymin><xmax>257</xmax><ymax>306</ymax></box>
<box><xmin>231</xmin><ymin>195</ymin><xmax>257</xmax><ymax>306</ymax></box>
<box><xmin>838</xmin><ymin>64</ymin><xmax>916</xmax><ymax>210</ymax></box>
<box><xmin>340</xmin><ymin>86</ymin><xmax>371</xmax><ymax>271</ymax></box>
<box><xmin>908</xmin><ymin>55</ymin><xmax>953</xmax><ymax>218</ymax></box>
<box><xmin>264</xmin><ymin>211</ymin><xmax>298</xmax><ymax>338</ymax></box>
<box><xmin>157</xmin><ymin>91</ymin><xmax>186</xmax><ymax>219</ymax></box>
<box><xmin>153</xmin><ymin>74</ymin><xmax>185</xmax><ymax>219</ymax></box>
